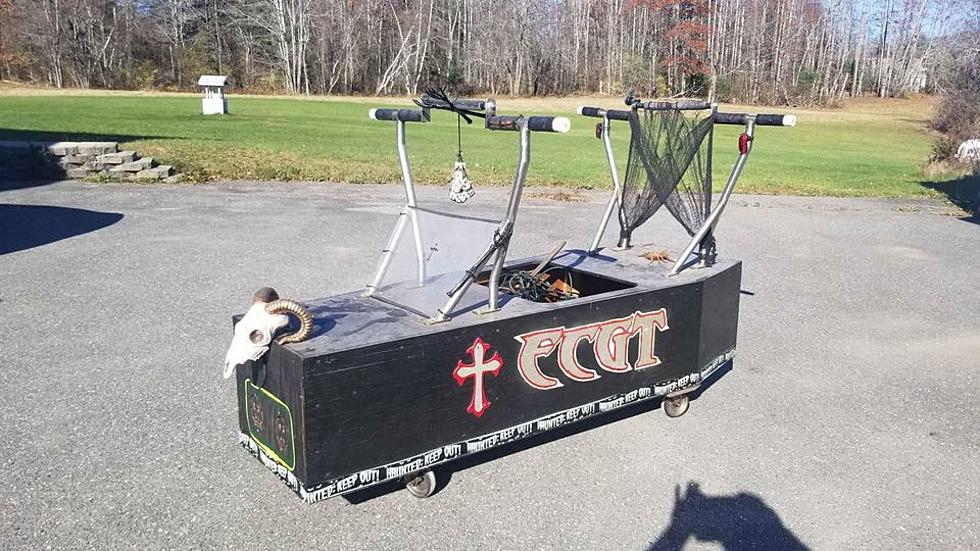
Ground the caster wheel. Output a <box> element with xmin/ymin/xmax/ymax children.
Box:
<box><xmin>664</xmin><ymin>394</ymin><xmax>690</xmax><ymax>418</ymax></box>
<box><xmin>405</xmin><ymin>470</ymin><xmax>437</xmax><ymax>498</ymax></box>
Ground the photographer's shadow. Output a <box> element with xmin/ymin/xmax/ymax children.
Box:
<box><xmin>649</xmin><ymin>482</ymin><xmax>809</xmax><ymax>551</ymax></box>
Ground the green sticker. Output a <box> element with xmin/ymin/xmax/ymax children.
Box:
<box><xmin>244</xmin><ymin>379</ymin><xmax>296</xmax><ymax>471</ymax></box>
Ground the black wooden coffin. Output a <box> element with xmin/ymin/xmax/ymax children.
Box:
<box><xmin>234</xmin><ymin>249</ymin><xmax>740</xmax><ymax>503</ymax></box>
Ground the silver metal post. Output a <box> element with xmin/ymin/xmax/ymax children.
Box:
<box><xmin>364</xmin><ymin>120</ymin><xmax>426</xmax><ymax>295</ymax></box>
<box><xmin>502</xmin><ymin>123</ymin><xmax>531</xmax><ymax>226</ymax></box>
<box><xmin>433</xmin><ymin>245</ymin><xmax>488</xmax><ymax>323</ymax></box>
<box><xmin>486</xmin><ymin>238</ymin><xmax>509</xmax><ymax>312</ymax></box>
<box><xmin>669</xmin><ymin>119</ymin><xmax>756</xmax><ymax>277</ymax></box>
<box><xmin>589</xmin><ymin>115</ymin><xmax>622</xmax><ymax>254</ymax></box>
<box><xmin>433</xmin><ymin>120</ymin><xmax>531</xmax><ymax>322</ymax></box>
<box><xmin>364</xmin><ymin>212</ymin><xmax>408</xmax><ymax>296</ymax></box>
<box><xmin>396</xmin><ymin>120</ymin><xmax>427</xmax><ymax>285</ymax></box>
<box><xmin>486</xmin><ymin>121</ymin><xmax>531</xmax><ymax>311</ymax></box>
<box><xmin>397</xmin><ymin>120</ymin><xmax>418</xmax><ymax>208</ymax></box>
<box><xmin>697</xmin><ymin>103</ymin><xmax>718</xmax><ymax>267</ymax></box>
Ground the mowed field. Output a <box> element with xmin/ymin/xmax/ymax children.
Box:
<box><xmin>0</xmin><ymin>88</ymin><xmax>952</xmax><ymax>196</ymax></box>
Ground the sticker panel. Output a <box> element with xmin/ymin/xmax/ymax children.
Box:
<box><xmin>244</xmin><ymin>379</ymin><xmax>296</xmax><ymax>471</ymax></box>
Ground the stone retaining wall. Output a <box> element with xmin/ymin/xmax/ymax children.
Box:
<box><xmin>0</xmin><ymin>141</ymin><xmax>176</xmax><ymax>182</ymax></box>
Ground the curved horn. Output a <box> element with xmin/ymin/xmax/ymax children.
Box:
<box><xmin>265</xmin><ymin>299</ymin><xmax>313</xmax><ymax>344</ymax></box>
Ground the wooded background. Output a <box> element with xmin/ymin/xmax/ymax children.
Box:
<box><xmin>0</xmin><ymin>0</ymin><xmax>969</xmax><ymax>106</ymax></box>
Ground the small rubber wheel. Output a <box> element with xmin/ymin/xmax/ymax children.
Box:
<box><xmin>405</xmin><ymin>470</ymin><xmax>437</xmax><ymax>498</ymax></box>
<box><xmin>664</xmin><ymin>394</ymin><xmax>690</xmax><ymax>418</ymax></box>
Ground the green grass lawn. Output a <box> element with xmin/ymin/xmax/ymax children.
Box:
<box><xmin>0</xmin><ymin>91</ymin><xmax>956</xmax><ymax>197</ymax></box>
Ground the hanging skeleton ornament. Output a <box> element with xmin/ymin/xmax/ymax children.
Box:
<box><xmin>223</xmin><ymin>287</ymin><xmax>313</xmax><ymax>378</ymax></box>
<box><xmin>448</xmin><ymin>153</ymin><xmax>475</xmax><ymax>203</ymax></box>
<box><xmin>414</xmin><ymin>88</ymin><xmax>482</xmax><ymax>204</ymax></box>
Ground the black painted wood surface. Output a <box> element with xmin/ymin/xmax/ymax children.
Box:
<box><xmin>234</xmin><ymin>250</ymin><xmax>741</xmax><ymax>492</ymax></box>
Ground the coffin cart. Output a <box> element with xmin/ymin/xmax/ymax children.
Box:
<box><xmin>230</xmin><ymin>95</ymin><xmax>794</xmax><ymax>502</ymax></box>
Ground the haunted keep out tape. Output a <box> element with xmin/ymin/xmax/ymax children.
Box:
<box><xmin>240</xmin><ymin>349</ymin><xmax>733</xmax><ymax>504</ymax></box>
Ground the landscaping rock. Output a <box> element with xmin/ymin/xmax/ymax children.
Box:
<box><xmin>109</xmin><ymin>157</ymin><xmax>155</xmax><ymax>173</ymax></box>
<box><xmin>76</xmin><ymin>142</ymin><xmax>119</xmax><ymax>156</ymax></box>
<box><xmin>46</xmin><ymin>142</ymin><xmax>79</xmax><ymax>156</ymax></box>
<box><xmin>150</xmin><ymin>165</ymin><xmax>174</xmax><ymax>177</ymax></box>
<box><xmin>66</xmin><ymin>168</ymin><xmax>97</xmax><ymax>179</ymax></box>
<box><xmin>0</xmin><ymin>140</ymin><xmax>177</xmax><ymax>182</ymax></box>
<box><xmin>135</xmin><ymin>169</ymin><xmax>163</xmax><ymax>181</ymax></box>
<box><xmin>61</xmin><ymin>154</ymin><xmax>97</xmax><ymax>165</ymax></box>
<box><xmin>60</xmin><ymin>158</ymin><xmax>102</xmax><ymax>170</ymax></box>
<box><xmin>97</xmin><ymin>150</ymin><xmax>137</xmax><ymax>164</ymax></box>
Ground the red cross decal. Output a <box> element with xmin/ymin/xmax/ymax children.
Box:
<box><xmin>453</xmin><ymin>337</ymin><xmax>503</xmax><ymax>418</ymax></box>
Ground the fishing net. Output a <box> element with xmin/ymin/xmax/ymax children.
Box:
<box><xmin>619</xmin><ymin>106</ymin><xmax>714</xmax><ymax>247</ymax></box>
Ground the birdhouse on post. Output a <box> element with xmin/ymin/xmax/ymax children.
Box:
<box><xmin>198</xmin><ymin>75</ymin><xmax>228</xmax><ymax>115</ymax></box>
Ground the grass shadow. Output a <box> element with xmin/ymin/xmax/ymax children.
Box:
<box><xmin>921</xmin><ymin>172</ymin><xmax>980</xmax><ymax>225</ymax></box>
<box><xmin>648</xmin><ymin>481</ymin><xmax>810</xmax><ymax>550</ymax></box>
<box><xmin>0</xmin><ymin>129</ymin><xmax>182</xmax><ymax>144</ymax></box>
<box><xmin>0</xmin><ymin>204</ymin><xmax>123</xmax><ymax>255</ymax></box>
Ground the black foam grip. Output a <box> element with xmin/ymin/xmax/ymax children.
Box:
<box><xmin>755</xmin><ymin>114</ymin><xmax>788</xmax><ymax>126</ymax></box>
<box><xmin>606</xmin><ymin>109</ymin><xmax>631</xmax><ymax>121</ymax></box>
<box><xmin>579</xmin><ymin>106</ymin><xmax>603</xmax><ymax>118</ymax></box>
<box><xmin>486</xmin><ymin>115</ymin><xmax>567</xmax><ymax>132</ymax></box>
<box><xmin>420</xmin><ymin>95</ymin><xmax>486</xmax><ymax>111</ymax></box>
<box><xmin>449</xmin><ymin>98</ymin><xmax>486</xmax><ymax>111</ymax></box>
<box><xmin>715</xmin><ymin>112</ymin><xmax>792</xmax><ymax>126</ymax></box>
<box><xmin>527</xmin><ymin>116</ymin><xmax>560</xmax><ymax>132</ymax></box>
<box><xmin>370</xmin><ymin>108</ymin><xmax>397</xmax><ymax>121</ymax></box>
<box><xmin>371</xmin><ymin>108</ymin><xmax>427</xmax><ymax>122</ymax></box>
<box><xmin>714</xmin><ymin>112</ymin><xmax>748</xmax><ymax>125</ymax></box>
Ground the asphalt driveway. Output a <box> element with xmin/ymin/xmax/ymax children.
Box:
<box><xmin>1</xmin><ymin>180</ymin><xmax>978</xmax><ymax>550</ymax></box>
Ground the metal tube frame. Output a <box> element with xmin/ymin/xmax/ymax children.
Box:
<box><xmin>588</xmin><ymin>114</ymin><xmax>623</xmax><ymax>254</ymax></box>
<box><xmin>487</xmin><ymin>122</ymin><xmax>531</xmax><ymax>311</ymax></box>
<box><xmin>364</xmin><ymin>212</ymin><xmax>408</xmax><ymax>296</ymax></box>
<box><xmin>669</xmin><ymin>117</ymin><xmax>756</xmax><ymax>276</ymax></box>
<box><xmin>363</xmin><ymin>119</ymin><xmax>426</xmax><ymax>297</ymax></box>
<box><xmin>433</xmin><ymin>120</ymin><xmax>531</xmax><ymax>322</ymax></box>
<box><xmin>697</xmin><ymin>104</ymin><xmax>718</xmax><ymax>267</ymax></box>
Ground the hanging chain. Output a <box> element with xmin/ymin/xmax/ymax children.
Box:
<box><xmin>457</xmin><ymin>112</ymin><xmax>463</xmax><ymax>160</ymax></box>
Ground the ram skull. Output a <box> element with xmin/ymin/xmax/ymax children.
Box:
<box><xmin>223</xmin><ymin>287</ymin><xmax>313</xmax><ymax>379</ymax></box>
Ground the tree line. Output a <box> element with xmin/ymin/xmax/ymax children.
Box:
<box><xmin>930</xmin><ymin>3</ymin><xmax>979</xmax><ymax>162</ymax></box>
<box><xmin>0</xmin><ymin>0</ymin><xmax>961</xmax><ymax>105</ymax></box>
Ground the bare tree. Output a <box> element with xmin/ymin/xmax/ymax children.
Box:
<box><xmin>1</xmin><ymin>0</ymin><xmax>958</xmax><ymax>104</ymax></box>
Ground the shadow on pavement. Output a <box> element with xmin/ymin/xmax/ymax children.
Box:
<box><xmin>648</xmin><ymin>482</ymin><xmax>810</xmax><ymax>551</ymax></box>
<box><xmin>343</xmin><ymin>361</ymin><xmax>734</xmax><ymax>504</ymax></box>
<box><xmin>0</xmin><ymin>180</ymin><xmax>70</xmax><ymax>192</ymax></box>
<box><xmin>921</xmin><ymin>173</ymin><xmax>980</xmax><ymax>225</ymax></box>
<box><xmin>0</xmin><ymin>204</ymin><xmax>123</xmax><ymax>255</ymax></box>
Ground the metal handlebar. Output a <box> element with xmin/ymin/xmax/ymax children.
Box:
<box><xmin>577</xmin><ymin>106</ymin><xmax>631</xmax><ymax>121</ymax></box>
<box><xmin>714</xmin><ymin>112</ymin><xmax>796</xmax><ymax>127</ymax></box>
<box><xmin>485</xmin><ymin>115</ymin><xmax>571</xmax><ymax>133</ymax></box>
<box><xmin>627</xmin><ymin>98</ymin><xmax>713</xmax><ymax>111</ymax></box>
<box><xmin>369</xmin><ymin>108</ymin><xmax>430</xmax><ymax>123</ymax></box>
<box><xmin>418</xmin><ymin>95</ymin><xmax>487</xmax><ymax>112</ymax></box>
